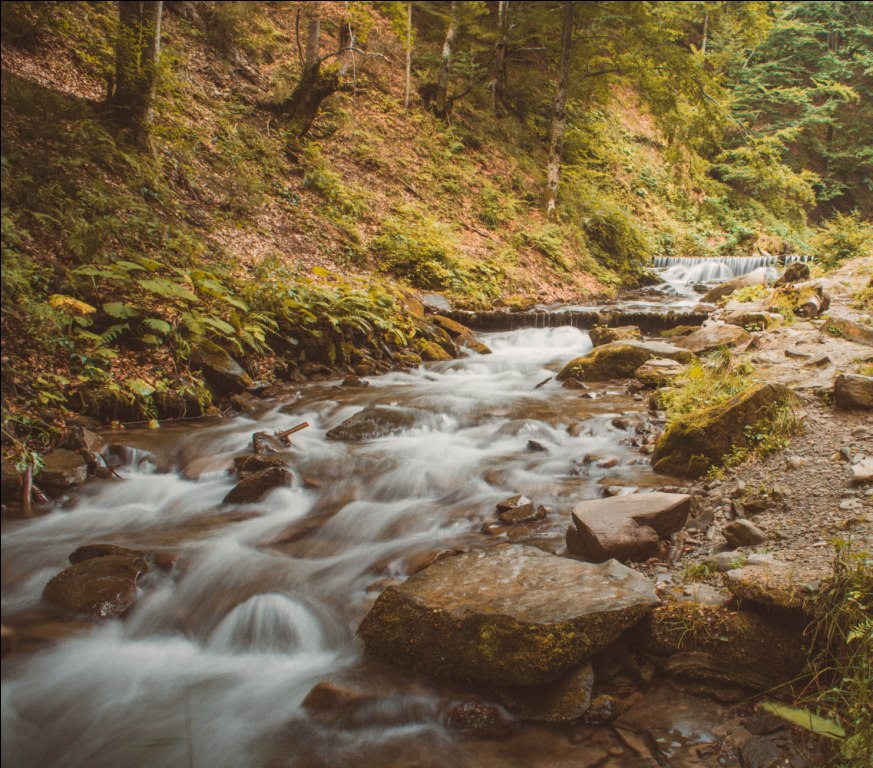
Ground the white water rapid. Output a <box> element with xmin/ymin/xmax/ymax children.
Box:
<box><xmin>2</xmin><ymin>326</ymin><xmax>701</xmax><ymax>768</ymax></box>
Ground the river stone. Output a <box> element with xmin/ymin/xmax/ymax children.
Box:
<box><xmin>223</xmin><ymin>466</ymin><xmax>292</xmax><ymax>504</ymax></box>
<box><xmin>496</xmin><ymin>495</ymin><xmax>537</xmax><ymax>524</ymax></box>
<box><xmin>43</xmin><ymin>554</ymin><xmax>150</xmax><ymax>617</ymax></box>
<box><xmin>702</xmin><ymin>272</ymin><xmax>769</xmax><ymax>304</ymax></box>
<box><xmin>456</xmin><ymin>331</ymin><xmax>492</xmax><ymax>355</ymax></box>
<box><xmin>775</xmin><ymin>261</ymin><xmax>811</xmax><ymax>285</ymax></box>
<box><xmin>588</xmin><ymin>325</ymin><xmax>642</xmax><ymax>348</ymax></box>
<box><xmin>326</xmin><ymin>405</ymin><xmax>420</xmax><ymax>440</ymax></box>
<box><xmin>651</xmin><ymin>382</ymin><xmax>795</xmax><ymax>478</ymax></box>
<box><xmin>834</xmin><ymin>374</ymin><xmax>873</xmax><ymax>410</ymax></box>
<box><xmin>634</xmin><ymin>357</ymin><xmax>685</xmax><ymax>387</ymax></box>
<box><xmin>39</xmin><ymin>449</ymin><xmax>89</xmax><ymax>489</ymax></box>
<box><xmin>233</xmin><ymin>453</ymin><xmax>289</xmax><ymax>477</ymax></box>
<box><xmin>672</xmin><ymin>324</ymin><xmax>752</xmax><ymax>355</ymax></box>
<box><xmin>566</xmin><ymin>493</ymin><xmax>691</xmax><ymax>563</ymax></box>
<box><xmin>494</xmin><ymin>662</ymin><xmax>595</xmax><ymax>723</ymax></box>
<box><xmin>633</xmin><ymin>601</ymin><xmax>806</xmax><ymax>691</ymax></box>
<box><xmin>418</xmin><ymin>340</ymin><xmax>453</xmax><ymax>361</ymax></box>
<box><xmin>723</xmin><ymin>561</ymin><xmax>819</xmax><ymax>612</ymax></box>
<box><xmin>429</xmin><ymin>314</ymin><xmax>472</xmax><ymax>338</ymax></box>
<box><xmin>556</xmin><ymin>341</ymin><xmax>693</xmax><ymax>382</ymax></box>
<box><xmin>722</xmin><ymin>519</ymin><xmax>768</xmax><ymax>547</ymax></box>
<box><xmin>358</xmin><ymin>544</ymin><xmax>659</xmax><ymax>686</ymax></box>
<box><xmin>819</xmin><ymin>316</ymin><xmax>873</xmax><ymax>347</ymax></box>
<box><xmin>189</xmin><ymin>339</ymin><xmax>253</xmax><ymax>395</ymax></box>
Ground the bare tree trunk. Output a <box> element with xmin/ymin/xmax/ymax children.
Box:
<box><xmin>111</xmin><ymin>1</ymin><xmax>163</xmax><ymax>147</ymax></box>
<box><xmin>433</xmin><ymin>1</ymin><xmax>459</xmax><ymax>117</ymax></box>
<box><xmin>404</xmin><ymin>1</ymin><xmax>413</xmax><ymax>111</ymax></box>
<box><xmin>823</xmin><ymin>28</ymin><xmax>840</xmax><ymax>171</ymax></box>
<box><xmin>701</xmin><ymin>11</ymin><xmax>708</xmax><ymax>55</ymax></box>
<box><xmin>337</xmin><ymin>1</ymin><xmax>355</xmax><ymax>77</ymax></box>
<box><xmin>490</xmin><ymin>0</ymin><xmax>509</xmax><ymax>112</ymax></box>
<box><xmin>544</xmin><ymin>1</ymin><xmax>574</xmax><ymax>218</ymax></box>
<box><xmin>304</xmin><ymin>1</ymin><xmax>321</xmax><ymax>69</ymax></box>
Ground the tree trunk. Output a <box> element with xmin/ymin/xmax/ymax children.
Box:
<box><xmin>304</xmin><ymin>1</ymin><xmax>321</xmax><ymax>69</ymax></box>
<box><xmin>111</xmin><ymin>1</ymin><xmax>163</xmax><ymax>146</ymax></box>
<box><xmin>338</xmin><ymin>1</ymin><xmax>354</xmax><ymax>77</ymax></box>
<box><xmin>823</xmin><ymin>28</ymin><xmax>839</xmax><ymax>172</ymax></box>
<box><xmin>701</xmin><ymin>11</ymin><xmax>708</xmax><ymax>55</ymax></box>
<box><xmin>284</xmin><ymin>2</ymin><xmax>344</xmax><ymax>142</ymax></box>
<box><xmin>490</xmin><ymin>0</ymin><xmax>509</xmax><ymax>112</ymax></box>
<box><xmin>433</xmin><ymin>1</ymin><xmax>459</xmax><ymax>117</ymax></box>
<box><xmin>544</xmin><ymin>1</ymin><xmax>574</xmax><ymax>218</ymax></box>
<box><xmin>404</xmin><ymin>1</ymin><xmax>413</xmax><ymax>111</ymax></box>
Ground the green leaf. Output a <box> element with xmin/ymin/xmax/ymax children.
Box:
<box><xmin>143</xmin><ymin>318</ymin><xmax>172</xmax><ymax>335</ymax></box>
<box><xmin>138</xmin><ymin>279</ymin><xmax>198</xmax><ymax>302</ymax></box>
<box><xmin>759</xmin><ymin>702</ymin><xmax>845</xmax><ymax>740</ymax></box>
<box><xmin>126</xmin><ymin>378</ymin><xmax>155</xmax><ymax>398</ymax></box>
<box><xmin>103</xmin><ymin>302</ymin><xmax>140</xmax><ymax>319</ymax></box>
<box><xmin>141</xmin><ymin>334</ymin><xmax>162</xmax><ymax>346</ymax></box>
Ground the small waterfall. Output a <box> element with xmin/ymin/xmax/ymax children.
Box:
<box><xmin>651</xmin><ymin>254</ymin><xmax>813</xmax><ymax>277</ymax></box>
<box><xmin>207</xmin><ymin>593</ymin><xmax>325</xmax><ymax>654</ymax></box>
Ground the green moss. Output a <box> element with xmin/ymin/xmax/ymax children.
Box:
<box><xmin>557</xmin><ymin>342</ymin><xmax>692</xmax><ymax>382</ymax></box>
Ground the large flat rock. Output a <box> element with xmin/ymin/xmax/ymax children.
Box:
<box><xmin>672</xmin><ymin>324</ymin><xmax>752</xmax><ymax>355</ymax></box>
<box><xmin>723</xmin><ymin>560</ymin><xmax>820</xmax><ymax>612</ymax></box>
<box><xmin>567</xmin><ymin>493</ymin><xmax>691</xmax><ymax>563</ymax></box>
<box><xmin>557</xmin><ymin>341</ymin><xmax>693</xmax><ymax>382</ymax></box>
<box><xmin>358</xmin><ymin>544</ymin><xmax>658</xmax><ymax>686</ymax></box>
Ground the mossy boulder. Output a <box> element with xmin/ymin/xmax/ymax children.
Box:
<box><xmin>633</xmin><ymin>600</ymin><xmax>807</xmax><ymax>691</ymax></box>
<box><xmin>588</xmin><ymin>325</ymin><xmax>642</xmax><ymax>348</ymax></box>
<box><xmin>418</xmin><ymin>341</ymin><xmax>453</xmax><ymax>361</ymax></box>
<box><xmin>456</xmin><ymin>332</ymin><xmax>492</xmax><ymax>355</ymax></box>
<box><xmin>651</xmin><ymin>383</ymin><xmax>795</xmax><ymax>478</ymax></box>
<box><xmin>702</xmin><ymin>272</ymin><xmax>769</xmax><ymax>304</ymax></box>
<box><xmin>557</xmin><ymin>341</ymin><xmax>693</xmax><ymax>382</ymax></box>
<box><xmin>429</xmin><ymin>314</ymin><xmax>473</xmax><ymax>338</ymax></box>
<box><xmin>39</xmin><ymin>449</ymin><xmax>88</xmax><ymax>489</ymax></box>
<box><xmin>189</xmin><ymin>339</ymin><xmax>253</xmax><ymax>395</ymax></box>
<box><xmin>722</xmin><ymin>560</ymin><xmax>820</xmax><ymax>613</ymax></box>
<box><xmin>358</xmin><ymin>545</ymin><xmax>658</xmax><ymax>686</ymax></box>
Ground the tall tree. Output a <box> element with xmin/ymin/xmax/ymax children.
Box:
<box><xmin>433</xmin><ymin>1</ymin><xmax>460</xmax><ymax>117</ymax></box>
<box><xmin>490</xmin><ymin>0</ymin><xmax>510</xmax><ymax>112</ymax></box>
<box><xmin>110</xmin><ymin>1</ymin><xmax>163</xmax><ymax>146</ymax></box>
<box><xmin>544</xmin><ymin>1</ymin><xmax>574</xmax><ymax>217</ymax></box>
<box><xmin>404</xmin><ymin>1</ymin><xmax>413</xmax><ymax>111</ymax></box>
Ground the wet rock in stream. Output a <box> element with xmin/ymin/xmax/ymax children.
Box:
<box><xmin>42</xmin><ymin>554</ymin><xmax>151</xmax><ymax>618</ymax></box>
<box><xmin>326</xmin><ymin>405</ymin><xmax>421</xmax><ymax>440</ymax></box>
<box><xmin>223</xmin><ymin>466</ymin><xmax>293</xmax><ymax>504</ymax></box>
<box><xmin>358</xmin><ymin>544</ymin><xmax>658</xmax><ymax>686</ymax></box>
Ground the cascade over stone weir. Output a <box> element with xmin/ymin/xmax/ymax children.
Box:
<box><xmin>651</xmin><ymin>253</ymin><xmax>813</xmax><ymax>276</ymax></box>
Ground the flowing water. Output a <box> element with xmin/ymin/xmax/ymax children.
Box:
<box><xmin>2</xmin><ymin>326</ymin><xmax>735</xmax><ymax>767</ymax></box>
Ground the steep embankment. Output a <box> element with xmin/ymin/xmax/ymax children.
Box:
<box><xmin>0</xmin><ymin>2</ymin><xmax>811</xmax><ymax>463</ymax></box>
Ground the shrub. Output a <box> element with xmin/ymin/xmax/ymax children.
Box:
<box><xmin>813</xmin><ymin>212</ymin><xmax>873</xmax><ymax>269</ymax></box>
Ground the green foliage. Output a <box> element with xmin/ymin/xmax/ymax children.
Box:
<box><xmin>370</xmin><ymin>208</ymin><xmax>458</xmax><ymax>290</ymax></box>
<box><xmin>802</xmin><ymin>544</ymin><xmax>873</xmax><ymax>767</ymax></box>
<box><xmin>813</xmin><ymin>212</ymin><xmax>873</xmax><ymax>269</ymax></box>
<box><xmin>476</xmin><ymin>182</ymin><xmax>521</xmax><ymax>229</ymax></box>
<box><xmin>661</xmin><ymin>350</ymin><xmax>755</xmax><ymax>425</ymax></box>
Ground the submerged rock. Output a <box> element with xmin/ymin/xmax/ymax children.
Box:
<box><xmin>557</xmin><ymin>341</ymin><xmax>693</xmax><ymax>382</ymax></box>
<box><xmin>566</xmin><ymin>492</ymin><xmax>691</xmax><ymax>563</ymax></box>
<box><xmin>190</xmin><ymin>339</ymin><xmax>253</xmax><ymax>395</ymax></box>
<box><xmin>326</xmin><ymin>405</ymin><xmax>421</xmax><ymax>440</ymax></box>
<box><xmin>43</xmin><ymin>554</ymin><xmax>150</xmax><ymax>618</ymax></box>
<box><xmin>651</xmin><ymin>382</ymin><xmax>795</xmax><ymax>478</ymax></box>
<box><xmin>358</xmin><ymin>544</ymin><xmax>658</xmax><ymax>686</ymax></box>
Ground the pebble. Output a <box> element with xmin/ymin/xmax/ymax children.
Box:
<box><xmin>786</xmin><ymin>456</ymin><xmax>803</xmax><ymax>470</ymax></box>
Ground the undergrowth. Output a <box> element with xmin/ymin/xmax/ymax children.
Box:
<box><xmin>801</xmin><ymin>543</ymin><xmax>873</xmax><ymax>767</ymax></box>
